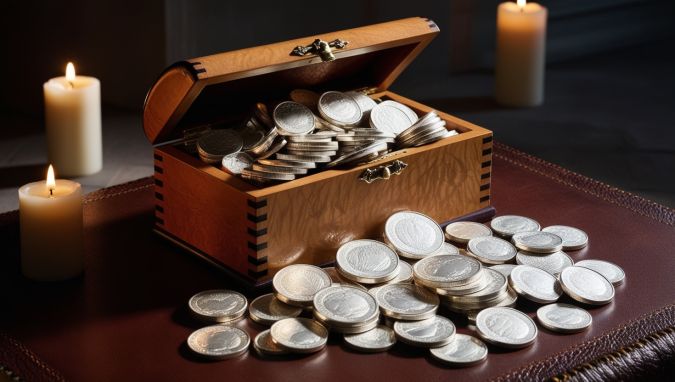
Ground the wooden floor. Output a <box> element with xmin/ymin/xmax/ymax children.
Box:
<box><xmin>0</xmin><ymin>41</ymin><xmax>673</xmax><ymax>213</ymax></box>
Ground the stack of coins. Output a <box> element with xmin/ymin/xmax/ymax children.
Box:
<box><xmin>396</xmin><ymin>111</ymin><xmax>458</xmax><ymax>148</ymax></box>
<box><xmin>183</xmin><ymin>211</ymin><xmax>625</xmax><ymax>363</ymax></box>
<box><xmin>192</xmin><ymin>89</ymin><xmax>460</xmax><ymax>184</ymax></box>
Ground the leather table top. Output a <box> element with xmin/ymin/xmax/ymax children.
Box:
<box><xmin>1</xmin><ymin>142</ymin><xmax>674</xmax><ymax>381</ymax></box>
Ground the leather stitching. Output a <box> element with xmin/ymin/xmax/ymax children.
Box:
<box><xmin>0</xmin><ymin>332</ymin><xmax>66</xmax><ymax>382</ymax></box>
<box><xmin>494</xmin><ymin>142</ymin><xmax>675</xmax><ymax>227</ymax></box>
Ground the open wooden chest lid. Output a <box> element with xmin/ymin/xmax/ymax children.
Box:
<box><xmin>143</xmin><ymin>17</ymin><xmax>439</xmax><ymax>145</ymax></box>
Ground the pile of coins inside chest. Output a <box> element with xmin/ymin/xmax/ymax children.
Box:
<box><xmin>184</xmin><ymin>211</ymin><xmax>625</xmax><ymax>365</ymax></box>
<box><xmin>192</xmin><ymin>89</ymin><xmax>458</xmax><ymax>184</ymax></box>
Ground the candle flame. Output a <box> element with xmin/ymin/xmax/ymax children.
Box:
<box><xmin>65</xmin><ymin>62</ymin><xmax>76</xmax><ymax>82</ymax></box>
<box><xmin>46</xmin><ymin>165</ymin><xmax>56</xmax><ymax>193</ymax></box>
<box><xmin>517</xmin><ymin>0</ymin><xmax>526</xmax><ymax>8</ymax></box>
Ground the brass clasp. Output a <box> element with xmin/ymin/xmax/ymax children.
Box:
<box><xmin>291</xmin><ymin>39</ymin><xmax>348</xmax><ymax>62</ymax></box>
<box><xmin>359</xmin><ymin>160</ymin><xmax>408</xmax><ymax>184</ymax></box>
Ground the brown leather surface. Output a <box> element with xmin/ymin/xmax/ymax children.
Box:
<box><xmin>2</xmin><ymin>142</ymin><xmax>675</xmax><ymax>381</ymax></box>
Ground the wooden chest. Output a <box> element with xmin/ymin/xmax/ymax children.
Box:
<box><xmin>142</xmin><ymin>17</ymin><xmax>493</xmax><ymax>287</ymax></box>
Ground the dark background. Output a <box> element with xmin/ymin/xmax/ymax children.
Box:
<box><xmin>0</xmin><ymin>0</ymin><xmax>674</xmax><ymax>211</ymax></box>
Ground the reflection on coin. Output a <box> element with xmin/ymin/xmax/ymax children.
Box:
<box><xmin>270</xmin><ymin>318</ymin><xmax>328</xmax><ymax>354</ymax></box>
<box><xmin>512</xmin><ymin>231</ymin><xmax>563</xmax><ymax>254</ymax></box>
<box><xmin>388</xmin><ymin>260</ymin><xmax>414</xmax><ymax>284</ymax></box>
<box><xmin>559</xmin><ymin>266</ymin><xmax>615</xmax><ymax>305</ymax></box>
<box><xmin>384</xmin><ymin>211</ymin><xmax>444</xmax><ymax>259</ymax></box>
<box><xmin>429</xmin><ymin>334</ymin><xmax>488</xmax><ymax>367</ymax></box>
<box><xmin>313</xmin><ymin>285</ymin><xmax>379</xmax><ymax>327</ymax></box>
<box><xmin>345</xmin><ymin>91</ymin><xmax>377</xmax><ymax>120</ymax></box>
<box><xmin>516</xmin><ymin>250</ymin><xmax>574</xmax><ymax>275</ymax></box>
<box><xmin>489</xmin><ymin>264</ymin><xmax>518</xmax><ymax>278</ymax></box>
<box><xmin>433</xmin><ymin>242</ymin><xmax>460</xmax><ymax>256</ymax></box>
<box><xmin>413</xmin><ymin>255</ymin><xmax>483</xmax><ymax>289</ymax></box>
<box><xmin>336</xmin><ymin>239</ymin><xmax>399</xmax><ymax>284</ymax></box>
<box><xmin>197</xmin><ymin>130</ymin><xmax>244</xmax><ymax>163</ymax></box>
<box><xmin>575</xmin><ymin>260</ymin><xmax>625</xmax><ymax>286</ymax></box>
<box><xmin>393</xmin><ymin>316</ymin><xmax>456</xmax><ymax>348</ymax></box>
<box><xmin>253</xmin><ymin>329</ymin><xmax>288</xmax><ymax>356</ymax></box>
<box><xmin>490</xmin><ymin>215</ymin><xmax>541</xmax><ymax>238</ymax></box>
<box><xmin>188</xmin><ymin>290</ymin><xmax>248</xmax><ymax>323</ymax></box>
<box><xmin>187</xmin><ymin>325</ymin><xmax>250</xmax><ymax>360</ymax></box>
<box><xmin>318</xmin><ymin>91</ymin><xmax>362</xmax><ymax>126</ymax></box>
<box><xmin>542</xmin><ymin>225</ymin><xmax>589</xmax><ymax>250</ymax></box>
<box><xmin>344</xmin><ymin>325</ymin><xmax>396</xmax><ymax>353</ymax></box>
<box><xmin>536</xmin><ymin>303</ymin><xmax>592</xmax><ymax>333</ymax></box>
<box><xmin>273</xmin><ymin>101</ymin><xmax>315</xmax><ymax>135</ymax></box>
<box><xmin>467</xmin><ymin>236</ymin><xmax>517</xmax><ymax>264</ymax></box>
<box><xmin>273</xmin><ymin>264</ymin><xmax>332</xmax><ymax>307</ymax></box>
<box><xmin>475</xmin><ymin>307</ymin><xmax>537</xmax><ymax>349</ymax></box>
<box><xmin>375</xmin><ymin>284</ymin><xmax>439</xmax><ymax>320</ymax></box>
<box><xmin>370</xmin><ymin>100</ymin><xmax>418</xmax><ymax>135</ymax></box>
<box><xmin>221</xmin><ymin>152</ymin><xmax>253</xmax><ymax>175</ymax></box>
<box><xmin>248</xmin><ymin>293</ymin><xmax>303</xmax><ymax>326</ymax></box>
<box><xmin>444</xmin><ymin>222</ymin><xmax>492</xmax><ymax>244</ymax></box>
<box><xmin>509</xmin><ymin>265</ymin><xmax>562</xmax><ymax>304</ymax></box>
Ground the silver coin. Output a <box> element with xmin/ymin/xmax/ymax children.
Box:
<box><xmin>467</xmin><ymin>236</ymin><xmax>517</xmax><ymax>264</ymax></box>
<box><xmin>318</xmin><ymin>91</ymin><xmax>362</xmax><ymax>126</ymax></box>
<box><xmin>197</xmin><ymin>129</ymin><xmax>244</xmax><ymax>158</ymax></box>
<box><xmin>256</xmin><ymin>137</ymin><xmax>287</xmax><ymax>160</ymax></box>
<box><xmin>369</xmin><ymin>100</ymin><xmax>418</xmax><ymax>135</ymax></box>
<box><xmin>272</xmin><ymin>264</ymin><xmax>332</xmax><ymax>307</ymax></box>
<box><xmin>326</xmin><ymin>140</ymin><xmax>389</xmax><ymax>168</ymax></box>
<box><xmin>575</xmin><ymin>260</ymin><xmax>625</xmax><ymax>286</ymax></box>
<box><xmin>238</xmin><ymin>121</ymin><xmax>267</xmax><ymax>150</ymax></box>
<box><xmin>248</xmin><ymin>293</ymin><xmax>303</xmax><ymax>326</ymax></box>
<box><xmin>512</xmin><ymin>231</ymin><xmax>563</xmax><ymax>254</ymax></box>
<box><xmin>270</xmin><ymin>317</ymin><xmax>328</xmax><ymax>354</ymax></box>
<box><xmin>559</xmin><ymin>266</ymin><xmax>615</xmax><ymax>305</ymax></box>
<box><xmin>253</xmin><ymin>102</ymin><xmax>275</xmax><ymax>129</ymax></box>
<box><xmin>413</xmin><ymin>255</ymin><xmax>483</xmax><ymax>289</ymax></box>
<box><xmin>251</xmin><ymin>163</ymin><xmax>308</xmax><ymax>175</ymax></box>
<box><xmin>429</xmin><ymin>334</ymin><xmax>488</xmax><ymax>367</ymax></box>
<box><xmin>542</xmin><ymin>225</ymin><xmax>589</xmax><ymax>250</ymax></box>
<box><xmin>516</xmin><ymin>250</ymin><xmax>574</xmax><ymax>275</ymax></box>
<box><xmin>387</xmin><ymin>260</ymin><xmax>414</xmax><ymax>284</ymax></box>
<box><xmin>339</xmin><ymin>138</ymin><xmax>395</xmax><ymax>145</ymax></box>
<box><xmin>509</xmin><ymin>265</ymin><xmax>562</xmax><ymax>304</ymax></box>
<box><xmin>221</xmin><ymin>152</ymin><xmax>253</xmax><ymax>175</ymax></box>
<box><xmin>322</xmin><ymin>267</ymin><xmax>368</xmax><ymax>290</ymax></box>
<box><xmin>188</xmin><ymin>290</ymin><xmax>247</xmax><ymax>323</ymax></box>
<box><xmin>408</xmin><ymin>127</ymin><xmax>451</xmax><ymax>147</ymax></box>
<box><xmin>489</xmin><ymin>264</ymin><xmax>518</xmax><ymax>278</ymax></box>
<box><xmin>187</xmin><ymin>325</ymin><xmax>250</xmax><ymax>360</ymax></box>
<box><xmin>316</xmin><ymin>315</ymin><xmax>380</xmax><ymax>334</ymax></box>
<box><xmin>247</xmin><ymin>128</ymin><xmax>279</xmax><ymax>156</ymax></box>
<box><xmin>444</xmin><ymin>222</ymin><xmax>492</xmax><ymax>244</ymax></box>
<box><xmin>398</xmin><ymin>120</ymin><xmax>447</xmax><ymax>145</ymax></box>
<box><xmin>313</xmin><ymin>285</ymin><xmax>379</xmax><ymax>327</ymax></box>
<box><xmin>285</xmin><ymin>149</ymin><xmax>337</xmax><ymax>157</ymax></box>
<box><xmin>286</xmin><ymin>141</ymin><xmax>339</xmax><ymax>150</ymax></box>
<box><xmin>314</xmin><ymin>115</ymin><xmax>346</xmax><ymax>132</ymax></box>
<box><xmin>432</xmin><ymin>269</ymin><xmax>491</xmax><ymax>297</ymax></box>
<box><xmin>273</xmin><ymin>101</ymin><xmax>315</xmax><ymax>135</ymax></box>
<box><xmin>344</xmin><ymin>325</ymin><xmax>396</xmax><ymax>353</ymax></box>
<box><xmin>536</xmin><ymin>303</ymin><xmax>592</xmax><ymax>333</ymax></box>
<box><xmin>240</xmin><ymin>168</ymin><xmax>295</xmax><ymax>181</ymax></box>
<box><xmin>253</xmin><ymin>329</ymin><xmax>288</xmax><ymax>356</ymax></box>
<box><xmin>286</xmin><ymin>135</ymin><xmax>333</xmax><ymax>143</ymax></box>
<box><xmin>394</xmin><ymin>316</ymin><xmax>456</xmax><ymax>348</ymax></box>
<box><xmin>336</xmin><ymin>239</ymin><xmax>399</xmax><ymax>284</ymax></box>
<box><xmin>475</xmin><ymin>307</ymin><xmax>537</xmax><ymax>348</ymax></box>
<box><xmin>451</xmin><ymin>268</ymin><xmax>507</xmax><ymax>303</ymax></box>
<box><xmin>432</xmin><ymin>242</ymin><xmax>461</xmax><ymax>256</ymax></box>
<box><xmin>257</xmin><ymin>158</ymin><xmax>316</xmax><ymax>169</ymax></box>
<box><xmin>276</xmin><ymin>153</ymin><xmax>332</xmax><ymax>163</ymax></box>
<box><xmin>345</xmin><ymin>91</ymin><xmax>377</xmax><ymax>122</ymax></box>
<box><xmin>490</xmin><ymin>215</ymin><xmax>541</xmax><ymax>238</ymax></box>
<box><xmin>384</xmin><ymin>211</ymin><xmax>444</xmax><ymax>259</ymax></box>
<box><xmin>397</xmin><ymin>111</ymin><xmax>440</xmax><ymax>140</ymax></box>
<box><xmin>375</xmin><ymin>284</ymin><xmax>439</xmax><ymax>320</ymax></box>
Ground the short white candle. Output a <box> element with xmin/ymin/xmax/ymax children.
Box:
<box><xmin>43</xmin><ymin>62</ymin><xmax>102</xmax><ymax>176</ymax></box>
<box><xmin>495</xmin><ymin>0</ymin><xmax>548</xmax><ymax>107</ymax></box>
<box><xmin>19</xmin><ymin>165</ymin><xmax>84</xmax><ymax>281</ymax></box>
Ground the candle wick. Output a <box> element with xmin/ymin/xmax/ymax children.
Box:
<box><xmin>49</xmin><ymin>187</ymin><xmax>54</xmax><ymax>197</ymax></box>
<box><xmin>68</xmin><ymin>81</ymin><xmax>74</xmax><ymax>89</ymax></box>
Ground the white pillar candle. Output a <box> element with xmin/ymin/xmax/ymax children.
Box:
<box><xmin>43</xmin><ymin>62</ymin><xmax>102</xmax><ymax>176</ymax></box>
<box><xmin>495</xmin><ymin>0</ymin><xmax>548</xmax><ymax>107</ymax></box>
<box><xmin>19</xmin><ymin>165</ymin><xmax>84</xmax><ymax>281</ymax></box>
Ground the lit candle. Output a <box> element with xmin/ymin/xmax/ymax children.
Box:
<box><xmin>19</xmin><ymin>165</ymin><xmax>84</xmax><ymax>281</ymax></box>
<box><xmin>43</xmin><ymin>62</ymin><xmax>102</xmax><ymax>176</ymax></box>
<box><xmin>495</xmin><ymin>0</ymin><xmax>548</xmax><ymax>107</ymax></box>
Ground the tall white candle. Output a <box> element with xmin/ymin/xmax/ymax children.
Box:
<box><xmin>43</xmin><ymin>62</ymin><xmax>102</xmax><ymax>176</ymax></box>
<box><xmin>495</xmin><ymin>0</ymin><xmax>548</xmax><ymax>107</ymax></box>
<box><xmin>19</xmin><ymin>165</ymin><xmax>84</xmax><ymax>281</ymax></box>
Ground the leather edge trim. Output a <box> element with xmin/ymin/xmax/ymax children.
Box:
<box><xmin>494</xmin><ymin>142</ymin><xmax>675</xmax><ymax>227</ymax></box>
<box><xmin>0</xmin><ymin>331</ymin><xmax>67</xmax><ymax>382</ymax></box>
